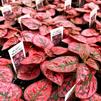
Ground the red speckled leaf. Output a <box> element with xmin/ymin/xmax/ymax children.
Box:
<box><xmin>33</xmin><ymin>35</ymin><xmax>54</xmax><ymax>49</ymax></box>
<box><xmin>80</xmin><ymin>93</ymin><xmax>101</xmax><ymax>101</ymax></box>
<box><xmin>75</xmin><ymin>64</ymin><xmax>97</xmax><ymax>99</ymax></box>
<box><xmin>21</xmin><ymin>51</ymin><xmax>45</xmax><ymax>64</ymax></box>
<box><xmin>47</xmin><ymin>56</ymin><xmax>78</xmax><ymax>73</ymax></box>
<box><xmin>86</xmin><ymin>37</ymin><xmax>98</xmax><ymax>44</ymax></box>
<box><xmin>0</xmin><ymin>81</ymin><xmax>22</xmax><ymax>100</ymax></box>
<box><xmin>0</xmin><ymin>66</ymin><xmax>13</xmax><ymax>82</ymax></box>
<box><xmin>85</xmin><ymin>58</ymin><xmax>99</xmax><ymax>70</ymax></box>
<box><xmin>0</xmin><ymin>16</ymin><xmax>5</xmax><ymax>22</ymax></box>
<box><xmin>21</xmin><ymin>18</ymin><xmax>42</xmax><ymax>30</ymax></box>
<box><xmin>24</xmin><ymin>42</ymin><xmax>33</xmax><ymax>53</ymax></box>
<box><xmin>24</xmin><ymin>79</ymin><xmax>52</xmax><ymax>101</ymax></box>
<box><xmin>68</xmin><ymin>42</ymin><xmax>90</xmax><ymax>59</ymax></box>
<box><xmin>48</xmin><ymin>89</ymin><xmax>64</xmax><ymax>101</ymax></box>
<box><xmin>83</xmin><ymin>13</ymin><xmax>89</xmax><ymax>22</ymax></box>
<box><xmin>2</xmin><ymin>37</ymin><xmax>19</xmax><ymax>50</ymax></box>
<box><xmin>58</xmin><ymin>75</ymin><xmax>76</xmax><ymax>97</ymax></box>
<box><xmin>44</xmin><ymin>48</ymin><xmax>54</xmax><ymax>57</ymax></box>
<box><xmin>0</xmin><ymin>29</ymin><xmax>7</xmax><ymax>38</ymax></box>
<box><xmin>75</xmin><ymin>8</ymin><xmax>90</xmax><ymax>13</ymax></box>
<box><xmin>21</xmin><ymin>31</ymin><xmax>35</xmax><ymax>42</ymax></box>
<box><xmin>96</xmin><ymin>20</ymin><xmax>101</xmax><ymax>30</ymax></box>
<box><xmin>4</xmin><ymin>30</ymin><xmax>18</xmax><ymax>39</ymax></box>
<box><xmin>69</xmin><ymin>35</ymin><xmax>87</xmax><ymax>43</ymax></box>
<box><xmin>71</xmin><ymin>17</ymin><xmax>85</xmax><ymax>25</ymax></box>
<box><xmin>17</xmin><ymin>64</ymin><xmax>40</xmax><ymax>80</ymax></box>
<box><xmin>39</xmin><ymin>25</ymin><xmax>49</xmax><ymax>36</ymax></box>
<box><xmin>11</xmin><ymin>98</ymin><xmax>24</xmax><ymax>101</ymax></box>
<box><xmin>41</xmin><ymin>61</ymin><xmax>64</xmax><ymax>86</ymax></box>
<box><xmin>68</xmin><ymin>42</ymin><xmax>80</xmax><ymax>54</ymax></box>
<box><xmin>0</xmin><ymin>58</ymin><xmax>11</xmax><ymax>65</ymax></box>
<box><xmin>81</xmin><ymin>29</ymin><xmax>99</xmax><ymax>37</ymax></box>
<box><xmin>89</xmin><ymin>47</ymin><xmax>101</xmax><ymax>62</ymax></box>
<box><xmin>51</xmin><ymin>46</ymin><xmax>68</xmax><ymax>55</ymax></box>
<box><xmin>62</xmin><ymin>37</ymin><xmax>75</xmax><ymax>45</ymax></box>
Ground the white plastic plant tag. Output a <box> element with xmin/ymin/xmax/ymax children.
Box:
<box><xmin>8</xmin><ymin>41</ymin><xmax>26</xmax><ymax>73</ymax></box>
<box><xmin>89</xmin><ymin>8</ymin><xmax>98</xmax><ymax>28</ymax></box>
<box><xmin>35</xmin><ymin>0</ymin><xmax>44</xmax><ymax>10</ymax></box>
<box><xmin>78</xmin><ymin>0</ymin><xmax>85</xmax><ymax>7</ymax></box>
<box><xmin>18</xmin><ymin>14</ymin><xmax>31</xmax><ymax>30</ymax></box>
<box><xmin>12</xmin><ymin>0</ymin><xmax>15</xmax><ymax>2</ymax></box>
<box><xmin>64</xmin><ymin>0</ymin><xmax>72</xmax><ymax>9</ymax></box>
<box><xmin>0</xmin><ymin>4</ymin><xmax>12</xmax><ymax>17</ymax></box>
<box><xmin>1</xmin><ymin>0</ymin><xmax>8</xmax><ymax>6</ymax></box>
<box><xmin>21</xmin><ymin>0</ymin><xmax>32</xmax><ymax>7</ymax></box>
<box><xmin>18</xmin><ymin>14</ymin><xmax>31</xmax><ymax>24</ymax></box>
<box><xmin>35</xmin><ymin>0</ymin><xmax>44</xmax><ymax>6</ymax></box>
<box><xmin>65</xmin><ymin>84</ymin><xmax>76</xmax><ymax>101</ymax></box>
<box><xmin>50</xmin><ymin>26</ymin><xmax>64</xmax><ymax>45</ymax></box>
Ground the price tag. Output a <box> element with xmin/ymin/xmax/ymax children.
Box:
<box><xmin>65</xmin><ymin>84</ymin><xmax>76</xmax><ymax>101</ymax></box>
<box><xmin>50</xmin><ymin>26</ymin><xmax>64</xmax><ymax>45</ymax></box>
<box><xmin>18</xmin><ymin>14</ymin><xmax>31</xmax><ymax>30</ymax></box>
<box><xmin>64</xmin><ymin>0</ymin><xmax>72</xmax><ymax>9</ymax></box>
<box><xmin>89</xmin><ymin>8</ymin><xmax>98</xmax><ymax>28</ymax></box>
<box><xmin>0</xmin><ymin>4</ymin><xmax>13</xmax><ymax>17</ymax></box>
<box><xmin>8</xmin><ymin>41</ymin><xmax>26</xmax><ymax>73</ymax></box>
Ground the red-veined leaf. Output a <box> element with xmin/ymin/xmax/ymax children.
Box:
<box><xmin>21</xmin><ymin>31</ymin><xmax>35</xmax><ymax>42</ymax></box>
<box><xmin>51</xmin><ymin>46</ymin><xmax>68</xmax><ymax>55</ymax></box>
<box><xmin>48</xmin><ymin>89</ymin><xmax>64</xmax><ymax>101</ymax></box>
<box><xmin>33</xmin><ymin>35</ymin><xmax>54</xmax><ymax>49</ymax></box>
<box><xmin>21</xmin><ymin>51</ymin><xmax>46</xmax><ymax>64</ymax></box>
<box><xmin>80</xmin><ymin>93</ymin><xmax>101</xmax><ymax>101</ymax></box>
<box><xmin>85</xmin><ymin>58</ymin><xmax>99</xmax><ymax>70</ymax></box>
<box><xmin>2</xmin><ymin>37</ymin><xmax>19</xmax><ymax>50</ymax></box>
<box><xmin>89</xmin><ymin>47</ymin><xmax>101</xmax><ymax>62</ymax></box>
<box><xmin>75</xmin><ymin>64</ymin><xmax>97</xmax><ymax>99</ymax></box>
<box><xmin>0</xmin><ymin>81</ymin><xmax>22</xmax><ymax>100</ymax></box>
<box><xmin>0</xmin><ymin>29</ymin><xmax>7</xmax><ymax>38</ymax></box>
<box><xmin>81</xmin><ymin>29</ymin><xmax>99</xmax><ymax>37</ymax></box>
<box><xmin>21</xmin><ymin>18</ymin><xmax>42</xmax><ymax>30</ymax></box>
<box><xmin>47</xmin><ymin>56</ymin><xmax>78</xmax><ymax>73</ymax></box>
<box><xmin>4</xmin><ymin>30</ymin><xmax>18</xmax><ymax>39</ymax></box>
<box><xmin>0</xmin><ymin>66</ymin><xmax>13</xmax><ymax>82</ymax></box>
<box><xmin>41</xmin><ymin>61</ymin><xmax>64</xmax><ymax>86</ymax></box>
<box><xmin>69</xmin><ymin>35</ymin><xmax>87</xmax><ymax>43</ymax></box>
<box><xmin>58</xmin><ymin>75</ymin><xmax>76</xmax><ymax>97</ymax></box>
<box><xmin>17</xmin><ymin>64</ymin><xmax>40</xmax><ymax>80</ymax></box>
<box><xmin>0</xmin><ymin>58</ymin><xmax>11</xmax><ymax>65</ymax></box>
<box><xmin>24</xmin><ymin>79</ymin><xmax>52</xmax><ymax>101</ymax></box>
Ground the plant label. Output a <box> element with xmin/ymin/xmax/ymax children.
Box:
<box><xmin>35</xmin><ymin>0</ymin><xmax>44</xmax><ymax>10</ymax></box>
<box><xmin>78</xmin><ymin>0</ymin><xmax>85</xmax><ymax>7</ymax></box>
<box><xmin>12</xmin><ymin>0</ymin><xmax>15</xmax><ymax>2</ymax></box>
<box><xmin>18</xmin><ymin>14</ymin><xmax>31</xmax><ymax>24</ymax></box>
<box><xmin>18</xmin><ymin>14</ymin><xmax>31</xmax><ymax>30</ymax></box>
<box><xmin>1</xmin><ymin>0</ymin><xmax>8</xmax><ymax>5</ymax></box>
<box><xmin>64</xmin><ymin>0</ymin><xmax>72</xmax><ymax>9</ymax></box>
<box><xmin>50</xmin><ymin>26</ymin><xmax>64</xmax><ymax>45</ymax></box>
<box><xmin>21</xmin><ymin>0</ymin><xmax>32</xmax><ymax>7</ymax></box>
<box><xmin>65</xmin><ymin>84</ymin><xmax>76</xmax><ymax>101</ymax></box>
<box><xmin>0</xmin><ymin>4</ymin><xmax>13</xmax><ymax>18</ymax></box>
<box><xmin>8</xmin><ymin>41</ymin><xmax>26</xmax><ymax>73</ymax></box>
<box><xmin>89</xmin><ymin>8</ymin><xmax>98</xmax><ymax>28</ymax></box>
